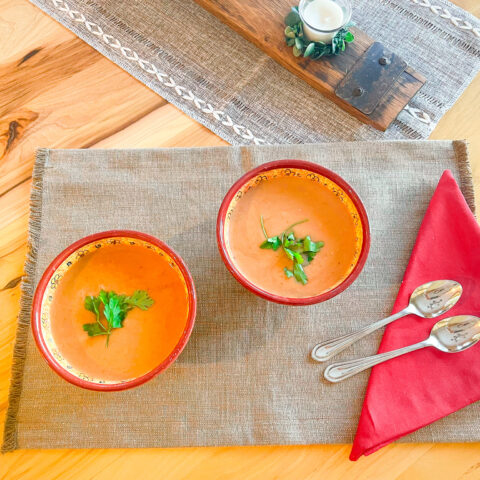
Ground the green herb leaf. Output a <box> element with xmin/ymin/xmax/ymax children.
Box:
<box><xmin>293</xmin><ymin>262</ymin><xmax>308</xmax><ymax>285</ymax></box>
<box><xmin>260</xmin><ymin>215</ymin><xmax>269</xmax><ymax>240</ymax></box>
<box><xmin>82</xmin><ymin>323</ymin><xmax>108</xmax><ymax>337</ymax></box>
<box><xmin>84</xmin><ymin>295</ymin><xmax>101</xmax><ymax>316</ymax></box>
<box><xmin>83</xmin><ymin>289</ymin><xmax>154</xmax><ymax>346</ymax></box>
<box><xmin>124</xmin><ymin>290</ymin><xmax>154</xmax><ymax>311</ymax></box>
<box><xmin>260</xmin><ymin>236</ymin><xmax>282</xmax><ymax>251</ymax></box>
<box><xmin>84</xmin><ymin>294</ymin><xmax>108</xmax><ymax>333</ymax></box>
<box><xmin>303</xmin><ymin>235</ymin><xmax>315</xmax><ymax>252</ymax></box>
<box><xmin>284</xmin><ymin>268</ymin><xmax>294</xmax><ymax>278</ymax></box>
<box><xmin>283</xmin><ymin>232</ymin><xmax>295</xmax><ymax>247</ymax></box>
<box><xmin>288</xmin><ymin>241</ymin><xmax>303</xmax><ymax>253</ymax></box>
<box><xmin>284</xmin><ymin>247</ymin><xmax>304</xmax><ymax>264</ymax></box>
<box><xmin>345</xmin><ymin>31</ymin><xmax>354</xmax><ymax>42</ymax></box>
<box><xmin>98</xmin><ymin>289</ymin><xmax>111</xmax><ymax>306</ymax></box>
<box><xmin>104</xmin><ymin>295</ymin><xmax>126</xmax><ymax>329</ymax></box>
<box><xmin>259</xmin><ymin>216</ymin><xmax>324</xmax><ymax>285</ymax></box>
<box><xmin>283</xmin><ymin>247</ymin><xmax>294</xmax><ymax>261</ymax></box>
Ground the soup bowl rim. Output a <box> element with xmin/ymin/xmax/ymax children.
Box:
<box><xmin>216</xmin><ymin>159</ymin><xmax>370</xmax><ymax>306</ymax></box>
<box><xmin>31</xmin><ymin>229</ymin><xmax>197</xmax><ymax>391</ymax></box>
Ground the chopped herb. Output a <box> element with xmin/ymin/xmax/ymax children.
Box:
<box><xmin>260</xmin><ymin>215</ymin><xmax>269</xmax><ymax>240</ymax></box>
<box><xmin>284</xmin><ymin>267</ymin><xmax>294</xmax><ymax>278</ymax></box>
<box><xmin>259</xmin><ymin>217</ymin><xmax>325</xmax><ymax>285</ymax></box>
<box><xmin>260</xmin><ymin>216</ymin><xmax>283</xmax><ymax>250</ymax></box>
<box><xmin>260</xmin><ymin>237</ymin><xmax>282</xmax><ymax>251</ymax></box>
<box><xmin>82</xmin><ymin>289</ymin><xmax>154</xmax><ymax>346</ymax></box>
<box><xmin>84</xmin><ymin>295</ymin><xmax>104</xmax><ymax>331</ymax></box>
<box><xmin>293</xmin><ymin>262</ymin><xmax>308</xmax><ymax>285</ymax></box>
<box><xmin>82</xmin><ymin>322</ymin><xmax>107</xmax><ymax>337</ymax></box>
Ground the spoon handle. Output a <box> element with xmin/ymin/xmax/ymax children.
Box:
<box><xmin>311</xmin><ymin>307</ymin><xmax>412</xmax><ymax>362</ymax></box>
<box><xmin>324</xmin><ymin>340</ymin><xmax>428</xmax><ymax>382</ymax></box>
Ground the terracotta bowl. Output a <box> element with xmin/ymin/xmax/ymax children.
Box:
<box><xmin>216</xmin><ymin>160</ymin><xmax>370</xmax><ymax>306</ymax></box>
<box><xmin>31</xmin><ymin>230</ymin><xmax>196</xmax><ymax>391</ymax></box>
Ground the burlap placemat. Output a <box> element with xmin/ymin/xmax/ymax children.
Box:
<box><xmin>3</xmin><ymin>141</ymin><xmax>477</xmax><ymax>452</ymax></box>
<box><xmin>29</xmin><ymin>0</ymin><xmax>480</xmax><ymax>145</ymax></box>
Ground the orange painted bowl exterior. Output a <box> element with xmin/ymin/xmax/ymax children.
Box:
<box><xmin>31</xmin><ymin>230</ymin><xmax>197</xmax><ymax>391</ymax></box>
<box><xmin>216</xmin><ymin>160</ymin><xmax>370</xmax><ymax>306</ymax></box>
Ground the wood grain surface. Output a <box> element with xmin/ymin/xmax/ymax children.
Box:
<box><xmin>1</xmin><ymin>0</ymin><xmax>480</xmax><ymax>478</ymax></box>
<box><xmin>193</xmin><ymin>0</ymin><xmax>425</xmax><ymax>131</ymax></box>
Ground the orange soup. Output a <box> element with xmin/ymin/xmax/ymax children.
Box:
<box><xmin>47</xmin><ymin>240</ymin><xmax>189</xmax><ymax>382</ymax></box>
<box><xmin>225</xmin><ymin>170</ymin><xmax>363</xmax><ymax>298</ymax></box>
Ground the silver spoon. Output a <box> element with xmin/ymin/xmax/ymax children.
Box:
<box><xmin>324</xmin><ymin>315</ymin><xmax>480</xmax><ymax>382</ymax></box>
<box><xmin>311</xmin><ymin>280</ymin><xmax>462</xmax><ymax>362</ymax></box>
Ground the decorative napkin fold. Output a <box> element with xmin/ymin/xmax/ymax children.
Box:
<box><xmin>351</xmin><ymin>170</ymin><xmax>480</xmax><ymax>460</ymax></box>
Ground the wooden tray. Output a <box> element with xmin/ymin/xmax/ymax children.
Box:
<box><xmin>193</xmin><ymin>0</ymin><xmax>426</xmax><ymax>131</ymax></box>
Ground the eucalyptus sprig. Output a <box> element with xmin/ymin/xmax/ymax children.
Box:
<box><xmin>260</xmin><ymin>216</ymin><xmax>324</xmax><ymax>285</ymax></box>
<box><xmin>285</xmin><ymin>6</ymin><xmax>354</xmax><ymax>58</ymax></box>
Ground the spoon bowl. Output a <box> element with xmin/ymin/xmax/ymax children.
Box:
<box><xmin>428</xmin><ymin>315</ymin><xmax>480</xmax><ymax>353</ymax></box>
<box><xmin>408</xmin><ymin>280</ymin><xmax>463</xmax><ymax>318</ymax></box>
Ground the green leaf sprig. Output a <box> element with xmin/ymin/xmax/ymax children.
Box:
<box><xmin>285</xmin><ymin>6</ymin><xmax>354</xmax><ymax>58</ymax></box>
<box><xmin>83</xmin><ymin>289</ymin><xmax>154</xmax><ymax>346</ymax></box>
<box><xmin>260</xmin><ymin>216</ymin><xmax>324</xmax><ymax>285</ymax></box>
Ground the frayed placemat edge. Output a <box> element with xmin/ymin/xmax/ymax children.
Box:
<box><xmin>453</xmin><ymin>140</ymin><xmax>476</xmax><ymax>217</ymax></box>
<box><xmin>2</xmin><ymin>149</ymin><xmax>49</xmax><ymax>453</ymax></box>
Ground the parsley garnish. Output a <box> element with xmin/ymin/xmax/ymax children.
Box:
<box><xmin>260</xmin><ymin>216</ymin><xmax>324</xmax><ymax>285</ymax></box>
<box><xmin>83</xmin><ymin>289</ymin><xmax>154</xmax><ymax>346</ymax></box>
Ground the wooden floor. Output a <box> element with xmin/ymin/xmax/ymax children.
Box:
<box><xmin>1</xmin><ymin>0</ymin><xmax>480</xmax><ymax>478</ymax></box>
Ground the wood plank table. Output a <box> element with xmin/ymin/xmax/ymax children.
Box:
<box><xmin>1</xmin><ymin>0</ymin><xmax>480</xmax><ymax>478</ymax></box>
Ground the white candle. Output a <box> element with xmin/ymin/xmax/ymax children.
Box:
<box><xmin>301</xmin><ymin>0</ymin><xmax>345</xmax><ymax>44</ymax></box>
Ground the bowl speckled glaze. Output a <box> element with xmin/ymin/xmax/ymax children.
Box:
<box><xmin>216</xmin><ymin>160</ymin><xmax>370</xmax><ymax>306</ymax></box>
<box><xmin>31</xmin><ymin>230</ymin><xmax>197</xmax><ymax>391</ymax></box>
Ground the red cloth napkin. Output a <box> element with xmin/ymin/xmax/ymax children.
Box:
<box><xmin>350</xmin><ymin>170</ymin><xmax>480</xmax><ymax>460</ymax></box>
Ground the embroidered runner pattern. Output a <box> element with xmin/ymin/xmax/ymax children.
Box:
<box><xmin>48</xmin><ymin>0</ymin><xmax>266</xmax><ymax>145</ymax></box>
<box><xmin>28</xmin><ymin>0</ymin><xmax>480</xmax><ymax>144</ymax></box>
<box><xmin>410</xmin><ymin>0</ymin><xmax>480</xmax><ymax>38</ymax></box>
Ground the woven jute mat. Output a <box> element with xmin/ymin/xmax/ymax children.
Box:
<box><xmin>3</xmin><ymin>141</ymin><xmax>479</xmax><ymax>451</ymax></box>
<box><xmin>28</xmin><ymin>0</ymin><xmax>480</xmax><ymax>145</ymax></box>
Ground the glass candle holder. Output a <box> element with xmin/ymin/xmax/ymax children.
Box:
<box><xmin>299</xmin><ymin>0</ymin><xmax>352</xmax><ymax>44</ymax></box>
